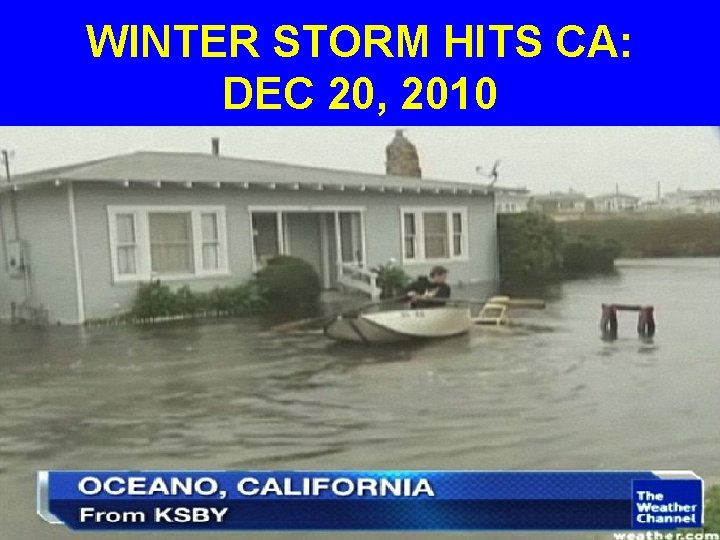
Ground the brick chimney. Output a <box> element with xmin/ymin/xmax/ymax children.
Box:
<box><xmin>385</xmin><ymin>129</ymin><xmax>421</xmax><ymax>178</ymax></box>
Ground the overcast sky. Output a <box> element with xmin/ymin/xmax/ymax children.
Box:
<box><xmin>0</xmin><ymin>127</ymin><xmax>718</xmax><ymax>199</ymax></box>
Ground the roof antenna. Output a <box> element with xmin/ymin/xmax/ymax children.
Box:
<box><xmin>475</xmin><ymin>159</ymin><xmax>501</xmax><ymax>186</ymax></box>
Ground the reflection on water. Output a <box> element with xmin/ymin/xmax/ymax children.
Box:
<box><xmin>1</xmin><ymin>258</ymin><xmax>719</xmax><ymax>539</ymax></box>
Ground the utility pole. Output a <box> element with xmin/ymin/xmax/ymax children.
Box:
<box><xmin>0</xmin><ymin>149</ymin><xmax>20</xmax><ymax>243</ymax></box>
<box><xmin>1</xmin><ymin>149</ymin><xmax>11</xmax><ymax>182</ymax></box>
<box><xmin>0</xmin><ymin>150</ymin><xmax>9</xmax><ymax>268</ymax></box>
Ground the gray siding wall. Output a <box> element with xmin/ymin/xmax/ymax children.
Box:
<box><xmin>50</xmin><ymin>182</ymin><xmax>497</xmax><ymax>321</ymax></box>
<box><xmin>0</xmin><ymin>189</ymin><xmax>78</xmax><ymax>323</ymax></box>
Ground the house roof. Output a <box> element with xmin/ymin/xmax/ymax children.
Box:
<box><xmin>532</xmin><ymin>191</ymin><xmax>587</xmax><ymax>201</ymax></box>
<box><xmin>665</xmin><ymin>188</ymin><xmax>720</xmax><ymax>199</ymax></box>
<box><xmin>0</xmin><ymin>151</ymin><xmax>509</xmax><ymax>197</ymax></box>
<box><xmin>592</xmin><ymin>192</ymin><xmax>640</xmax><ymax>201</ymax></box>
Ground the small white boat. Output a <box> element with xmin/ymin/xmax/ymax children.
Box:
<box><xmin>324</xmin><ymin>306</ymin><xmax>472</xmax><ymax>343</ymax></box>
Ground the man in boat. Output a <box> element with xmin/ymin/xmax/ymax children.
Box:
<box><xmin>405</xmin><ymin>266</ymin><xmax>451</xmax><ymax>308</ymax></box>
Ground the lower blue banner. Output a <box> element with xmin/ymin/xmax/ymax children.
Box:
<box><xmin>37</xmin><ymin>470</ymin><xmax>704</xmax><ymax>531</ymax></box>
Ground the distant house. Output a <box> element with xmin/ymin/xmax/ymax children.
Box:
<box><xmin>530</xmin><ymin>191</ymin><xmax>588</xmax><ymax>218</ymax></box>
<box><xmin>592</xmin><ymin>192</ymin><xmax>640</xmax><ymax>213</ymax></box>
<box><xmin>494</xmin><ymin>188</ymin><xmax>530</xmax><ymax>214</ymax></box>
<box><xmin>0</xmin><ymin>137</ymin><xmax>499</xmax><ymax>324</ymax></box>
<box><xmin>661</xmin><ymin>188</ymin><xmax>720</xmax><ymax>214</ymax></box>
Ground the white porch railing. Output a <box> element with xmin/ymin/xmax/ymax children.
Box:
<box><xmin>336</xmin><ymin>262</ymin><xmax>381</xmax><ymax>300</ymax></box>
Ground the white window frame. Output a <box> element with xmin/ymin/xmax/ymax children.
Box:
<box><xmin>113</xmin><ymin>212</ymin><xmax>140</xmax><ymax>276</ymax></box>
<box><xmin>107</xmin><ymin>205</ymin><xmax>229</xmax><ymax>283</ymax></box>
<box><xmin>399</xmin><ymin>207</ymin><xmax>469</xmax><ymax>264</ymax></box>
<box><xmin>199</xmin><ymin>212</ymin><xmax>223</xmax><ymax>272</ymax></box>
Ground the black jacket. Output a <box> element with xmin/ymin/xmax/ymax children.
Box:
<box><xmin>405</xmin><ymin>277</ymin><xmax>451</xmax><ymax>307</ymax></box>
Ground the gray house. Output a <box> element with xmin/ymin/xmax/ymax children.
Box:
<box><xmin>0</xmin><ymin>137</ymin><xmax>499</xmax><ymax>324</ymax></box>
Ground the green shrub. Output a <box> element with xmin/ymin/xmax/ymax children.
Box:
<box><xmin>131</xmin><ymin>280</ymin><xmax>178</xmax><ymax>319</ymax></box>
<box><xmin>559</xmin><ymin>215</ymin><xmax>720</xmax><ymax>257</ymax></box>
<box><xmin>175</xmin><ymin>285</ymin><xmax>200</xmax><ymax>316</ymax></box>
<box><xmin>371</xmin><ymin>261</ymin><xmax>411</xmax><ymax>299</ymax></box>
<box><xmin>498</xmin><ymin>213</ymin><xmax>623</xmax><ymax>283</ymax></box>
<box><xmin>226</xmin><ymin>282</ymin><xmax>267</xmax><ymax>314</ymax></box>
<box><xmin>130</xmin><ymin>280</ymin><xmax>267</xmax><ymax>321</ymax></box>
<box><xmin>497</xmin><ymin>212</ymin><xmax>564</xmax><ymax>282</ymax></box>
<box><xmin>680</xmin><ymin>484</ymin><xmax>720</xmax><ymax>535</ymax></box>
<box><xmin>562</xmin><ymin>237</ymin><xmax>621</xmax><ymax>274</ymax></box>
<box><xmin>704</xmin><ymin>484</ymin><xmax>720</xmax><ymax>533</ymax></box>
<box><xmin>254</xmin><ymin>256</ymin><xmax>321</xmax><ymax>313</ymax></box>
<box><xmin>207</xmin><ymin>287</ymin><xmax>235</xmax><ymax>315</ymax></box>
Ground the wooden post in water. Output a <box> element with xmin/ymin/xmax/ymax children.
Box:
<box><xmin>600</xmin><ymin>303</ymin><xmax>655</xmax><ymax>340</ymax></box>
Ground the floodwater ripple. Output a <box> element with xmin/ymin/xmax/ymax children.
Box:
<box><xmin>1</xmin><ymin>257</ymin><xmax>719</xmax><ymax>539</ymax></box>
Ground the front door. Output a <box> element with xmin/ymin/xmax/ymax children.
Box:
<box><xmin>284</xmin><ymin>213</ymin><xmax>324</xmax><ymax>280</ymax></box>
<box><xmin>249</xmin><ymin>209</ymin><xmax>365</xmax><ymax>289</ymax></box>
<box><xmin>251</xmin><ymin>212</ymin><xmax>282</xmax><ymax>270</ymax></box>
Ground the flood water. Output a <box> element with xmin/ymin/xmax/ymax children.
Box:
<box><xmin>1</xmin><ymin>258</ymin><xmax>719</xmax><ymax>539</ymax></box>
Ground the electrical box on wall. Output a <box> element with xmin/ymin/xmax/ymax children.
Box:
<box><xmin>7</xmin><ymin>240</ymin><xmax>27</xmax><ymax>277</ymax></box>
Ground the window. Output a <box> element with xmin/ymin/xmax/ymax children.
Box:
<box><xmin>108</xmin><ymin>206</ymin><xmax>227</xmax><ymax>282</ymax></box>
<box><xmin>400</xmin><ymin>208</ymin><xmax>468</xmax><ymax>262</ymax></box>
<box><xmin>403</xmin><ymin>213</ymin><xmax>417</xmax><ymax>259</ymax></box>
<box><xmin>201</xmin><ymin>213</ymin><xmax>220</xmax><ymax>271</ymax></box>
<box><xmin>424</xmin><ymin>212</ymin><xmax>449</xmax><ymax>259</ymax></box>
<box><xmin>451</xmin><ymin>212</ymin><xmax>463</xmax><ymax>256</ymax></box>
<box><xmin>149</xmin><ymin>212</ymin><xmax>194</xmax><ymax>274</ymax></box>
<box><xmin>115</xmin><ymin>213</ymin><xmax>137</xmax><ymax>275</ymax></box>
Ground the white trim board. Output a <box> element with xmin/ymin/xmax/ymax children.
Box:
<box><xmin>67</xmin><ymin>183</ymin><xmax>86</xmax><ymax>323</ymax></box>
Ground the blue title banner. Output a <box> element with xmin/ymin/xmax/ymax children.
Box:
<box><xmin>0</xmin><ymin>0</ymin><xmax>719</xmax><ymax>125</ymax></box>
<box><xmin>38</xmin><ymin>470</ymin><xmax>704</xmax><ymax>531</ymax></box>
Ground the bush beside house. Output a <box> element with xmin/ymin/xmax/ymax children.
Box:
<box><xmin>130</xmin><ymin>281</ymin><xmax>268</xmax><ymax>321</ymax></box>
<box><xmin>371</xmin><ymin>261</ymin><xmax>412</xmax><ymax>299</ymax></box>
<box><xmin>497</xmin><ymin>213</ymin><xmax>564</xmax><ymax>282</ymax></box>
<box><xmin>114</xmin><ymin>256</ymin><xmax>321</xmax><ymax>324</ymax></box>
<box><xmin>497</xmin><ymin>212</ymin><xmax>621</xmax><ymax>283</ymax></box>
<box><xmin>254</xmin><ymin>256</ymin><xmax>322</xmax><ymax>315</ymax></box>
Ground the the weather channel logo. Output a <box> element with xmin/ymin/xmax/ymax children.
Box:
<box><xmin>632</xmin><ymin>479</ymin><xmax>703</xmax><ymax>529</ymax></box>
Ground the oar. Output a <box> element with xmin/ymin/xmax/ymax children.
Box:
<box><xmin>415</xmin><ymin>296</ymin><xmax>546</xmax><ymax>309</ymax></box>
<box><xmin>490</xmin><ymin>297</ymin><xmax>546</xmax><ymax>309</ymax></box>
<box><xmin>269</xmin><ymin>295</ymin><xmax>408</xmax><ymax>333</ymax></box>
